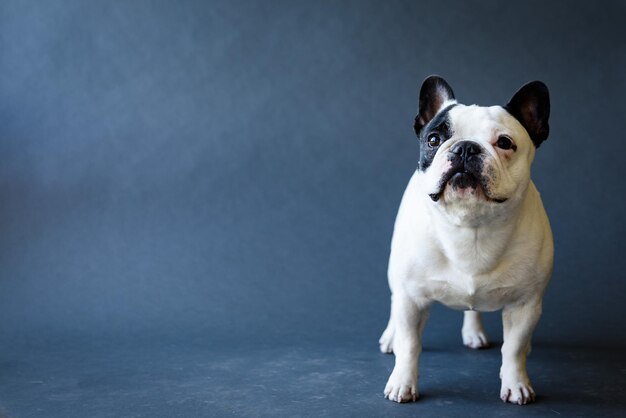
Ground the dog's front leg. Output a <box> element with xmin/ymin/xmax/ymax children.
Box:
<box><xmin>384</xmin><ymin>292</ymin><xmax>430</xmax><ymax>403</ymax></box>
<box><xmin>500</xmin><ymin>299</ymin><xmax>542</xmax><ymax>405</ymax></box>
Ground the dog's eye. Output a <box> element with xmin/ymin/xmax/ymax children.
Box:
<box><xmin>496</xmin><ymin>135</ymin><xmax>514</xmax><ymax>150</ymax></box>
<box><xmin>427</xmin><ymin>134</ymin><xmax>441</xmax><ymax>148</ymax></box>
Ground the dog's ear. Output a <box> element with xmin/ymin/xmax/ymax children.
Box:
<box><xmin>505</xmin><ymin>81</ymin><xmax>550</xmax><ymax>148</ymax></box>
<box><xmin>414</xmin><ymin>76</ymin><xmax>456</xmax><ymax>136</ymax></box>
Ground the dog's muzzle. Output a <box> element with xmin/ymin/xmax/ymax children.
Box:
<box><xmin>429</xmin><ymin>141</ymin><xmax>507</xmax><ymax>203</ymax></box>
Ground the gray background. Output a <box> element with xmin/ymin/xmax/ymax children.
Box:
<box><xmin>0</xmin><ymin>1</ymin><xmax>624</xmax><ymax>417</ymax></box>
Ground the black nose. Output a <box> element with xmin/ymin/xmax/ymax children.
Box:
<box><xmin>450</xmin><ymin>141</ymin><xmax>482</xmax><ymax>161</ymax></box>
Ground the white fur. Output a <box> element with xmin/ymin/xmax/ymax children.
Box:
<box><xmin>381</xmin><ymin>104</ymin><xmax>553</xmax><ymax>405</ymax></box>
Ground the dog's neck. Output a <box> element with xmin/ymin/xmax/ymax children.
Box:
<box><xmin>426</xmin><ymin>183</ymin><xmax>534</xmax><ymax>275</ymax></box>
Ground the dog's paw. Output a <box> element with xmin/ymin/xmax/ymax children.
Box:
<box><xmin>378</xmin><ymin>326</ymin><xmax>394</xmax><ymax>354</ymax></box>
<box><xmin>500</xmin><ymin>380</ymin><xmax>536</xmax><ymax>405</ymax></box>
<box><xmin>462</xmin><ymin>328</ymin><xmax>489</xmax><ymax>349</ymax></box>
<box><xmin>383</xmin><ymin>369</ymin><xmax>418</xmax><ymax>403</ymax></box>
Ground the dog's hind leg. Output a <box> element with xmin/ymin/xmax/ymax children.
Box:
<box><xmin>462</xmin><ymin>310</ymin><xmax>489</xmax><ymax>349</ymax></box>
<box><xmin>379</xmin><ymin>295</ymin><xmax>395</xmax><ymax>353</ymax></box>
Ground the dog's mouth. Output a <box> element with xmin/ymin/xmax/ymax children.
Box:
<box><xmin>429</xmin><ymin>170</ymin><xmax>507</xmax><ymax>203</ymax></box>
<box><xmin>449</xmin><ymin>172</ymin><xmax>479</xmax><ymax>189</ymax></box>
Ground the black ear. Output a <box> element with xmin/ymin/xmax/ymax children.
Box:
<box><xmin>505</xmin><ymin>81</ymin><xmax>550</xmax><ymax>148</ymax></box>
<box><xmin>414</xmin><ymin>76</ymin><xmax>456</xmax><ymax>136</ymax></box>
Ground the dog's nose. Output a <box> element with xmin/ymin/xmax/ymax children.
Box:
<box><xmin>451</xmin><ymin>141</ymin><xmax>482</xmax><ymax>160</ymax></box>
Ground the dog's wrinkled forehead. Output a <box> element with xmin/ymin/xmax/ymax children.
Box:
<box><xmin>447</xmin><ymin>105</ymin><xmax>520</xmax><ymax>140</ymax></box>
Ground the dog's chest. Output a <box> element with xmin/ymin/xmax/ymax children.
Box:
<box><xmin>406</xmin><ymin>229</ymin><xmax>527</xmax><ymax>311</ymax></box>
<box><xmin>416</xmin><ymin>271</ymin><xmax>519</xmax><ymax>312</ymax></box>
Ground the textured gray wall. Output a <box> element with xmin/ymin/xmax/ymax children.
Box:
<box><xmin>0</xmin><ymin>0</ymin><xmax>624</xmax><ymax>347</ymax></box>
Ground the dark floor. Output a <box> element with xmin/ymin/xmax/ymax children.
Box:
<box><xmin>1</xmin><ymin>331</ymin><xmax>624</xmax><ymax>418</ymax></box>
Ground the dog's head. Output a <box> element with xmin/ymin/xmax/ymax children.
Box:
<box><xmin>414</xmin><ymin>76</ymin><xmax>550</xmax><ymax>222</ymax></box>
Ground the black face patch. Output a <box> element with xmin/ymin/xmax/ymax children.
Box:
<box><xmin>416</xmin><ymin>104</ymin><xmax>457</xmax><ymax>171</ymax></box>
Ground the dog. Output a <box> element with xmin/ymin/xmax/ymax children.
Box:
<box><xmin>379</xmin><ymin>76</ymin><xmax>553</xmax><ymax>405</ymax></box>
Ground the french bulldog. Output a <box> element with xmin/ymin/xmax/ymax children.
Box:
<box><xmin>379</xmin><ymin>76</ymin><xmax>553</xmax><ymax>405</ymax></box>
